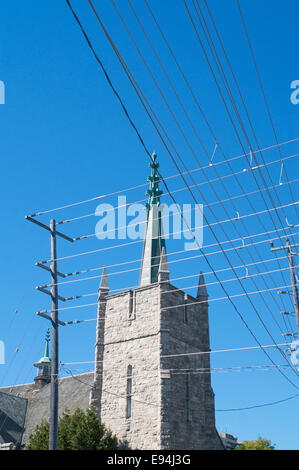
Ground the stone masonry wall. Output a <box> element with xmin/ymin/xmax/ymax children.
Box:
<box><xmin>93</xmin><ymin>280</ymin><xmax>223</xmax><ymax>450</ymax></box>
<box><xmin>98</xmin><ymin>285</ymin><xmax>162</xmax><ymax>450</ymax></box>
<box><xmin>159</xmin><ymin>283</ymin><xmax>222</xmax><ymax>449</ymax></box>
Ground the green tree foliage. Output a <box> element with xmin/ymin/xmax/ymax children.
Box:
<box><xmin>235</xmin><ymin>436</ymin><xmax>275</xmax><ymax>450</ymax></box>
<box><xmin>25</xmin><ymin>419</ymin><xmax>50</xmax><ymax>450</ymax></box>
<box><xmin>26</xmin><ymin>407</ymin><xmax>118</xmax><ymax>450</ymax></box>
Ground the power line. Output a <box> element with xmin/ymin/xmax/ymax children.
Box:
<box><xmin>64</xmin><ymin>366</ymin><xmax>299</xmax><ymax>412</ymax></box>
<box><xmin>60</xmin><ymin>341</ymin><xmax>295</xmax><ymax>364</ymax></box>
<box><xmin>235</xmin><ymin>0</ymin><xmax>299</xmax><ymax>224</ymax></box>
<box><xmin>86</xmin><ymin>0</ymin><xmax>297</xmax><ymax>325</ymax></box>
<box><xmin>66</xmin><ymin>265</ymin><xmax>293</xmax><ymax>303</ymax></box>
<box><xmin>197</xmin><ymin>0</ymin><xmax>293</xmax><ymax>223</ymax></box>
<box><xmin>161</xmin><ymin>283</ymin><xmax>299</xmax><ymax>313</ymax></box>
<box><xmin>143</xmin><ymin>0</ymin><xmax>298</xmax><ymax>269</ymax></box>
<box><xmin>216</xmin><ymin>393</ymin><xmax>299</xmax><ymax>412</ymax></box>
<box><xmin>74</xmin><ymin>197</ymin><xmax>298</xmax><ymax>242</ymax></box>
<box><xmin>57</xmin><ymin>168</ymin><xmax>299</xmax><ymax>227</ymax></box>
<box><xmin>39</xmin><ymin>202</ymin><xmax>299</xmax><ymax>264</ymax></box>
<box><xmin>55</xmin><ymin>159</ymin><xmax>298</xmax><ymax>228</ymax></box>
<box><xmin>193</xmin><ymin>0</ymin><xmax>299</xmax><ymax>285</ymax></box>
<box><xmin>42</xmin><ymin>253</ymin><xmax>291</xmax><ymax>296</ymax></box>
<box><xmin>60</xmin><ymin>364</ymin><xmax>296</xmax><ymax>378</ymax></box>
<box><xmin>39</xmin><ymin>248</ymin><xmax>298</xmax><ymax>340</ymax></box>
<box><xmin>38</xmin><ymin>283</ymin><xmax>298</xmax><ymax>315</ymax></box>
<box><xmin>107</xmin><ymin>0</ymin><xmax>296</xmax><ymax>268</ymax></box>
<box><xmin>42</xmin><ymin>265</ymin><xmax>293</xmax><ymax>307</ymax></box>
<box><xmin>86</xmin><ymin>0</ymin><xmax>297</xmax><ymax>336</ymax></box>
<box><xmin>183</xmin><ymin>0</ymin><xmax>297</xmax><ymax>254</ymax></box>
<box><xmin>135</xmin><ymin>0</ymin><xmax>297</xmax><ymax>327</ymax></box>
<box><xmin>28</xmin><ymin>137</ymin><xmax>298</xmax><ymax>220</ymax></box>
<box><xmin>102</xmin><ymin>0</ymin><xmax>297</xmax><ymax>348</ymax></box>
<box><xmin>49</xmin><ymin>249</ymin><xmax>293</xmax><ymax>287</ymax></box>
<box><xmin>39</xmin><ymin>229</ymin><xmax>299</xmax><ymax>289</ymax></box>
<box><xmin>127</xmin><ymin>0</ymin><xmax>296</xmax><ymax>249</ymax></box>
<box><xmin>66</xmin><ymin>0</ymin><xmax>299</xmax><ymax>388</ymax></box>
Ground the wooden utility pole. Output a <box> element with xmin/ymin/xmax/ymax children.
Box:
<box><xmin>49</xmin><ymin>219</ymin><xmax>59</xmax><ymax>450</ymax></box>
<box><xmin>270</xmin><ymin>237</ymin><xmax>299</xmax><ymax>336</ymax></box>
<box><xmin>25</xmin><ymin>215</ymin><xmax>74</xmax><ymax>450</ymax></box>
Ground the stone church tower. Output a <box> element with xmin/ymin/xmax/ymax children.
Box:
<box><xmin>90</xmin><ymin>154</ymin><xmax>223</xmax><ymax>450</ymax></box>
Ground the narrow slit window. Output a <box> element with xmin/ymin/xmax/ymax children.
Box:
<box><xmin>183</xmin><ymin>294</ymin><xmax>188</xmax><ymax>324</ymax></box>
<box><xmin>129</xmin><ymin>291</ymin><xmax>134</xmax><ymax>317</ymax></box>
<box><xmin>126</xmin><ymin>365</ymin><xmax>132</xmax><ymax>419</ymax></box>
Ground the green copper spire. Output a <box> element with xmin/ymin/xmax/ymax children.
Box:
<box><xmin>140</xmin><ymin>152</ymin><xmax>167</xmax><ymax>286</ymax></box>
<box><xmin>145</xmin><ymin>152</ymin><xmax>163</xmax><ymax>211</ymax></box>
<box><xmin>39</xmin><ymin>329</ymin><xmax>51</xmax><ymax>364</ymax></box>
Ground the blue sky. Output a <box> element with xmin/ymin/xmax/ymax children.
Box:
<box><xmin>0</xmin><ymin>0</ymin><xmax>298</xmax><ymax>449</ymax></box>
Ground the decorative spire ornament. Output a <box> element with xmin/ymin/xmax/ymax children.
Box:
<box><xmin>140</xmin><ymin>153</ymin><xmax>167</xmax><ymax>286</ymax></box>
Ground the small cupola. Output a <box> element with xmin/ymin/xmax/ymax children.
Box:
<box><xmin>34</xmin><ymin>329</ymin><xmax>51</xmax><ymax>388</ymax></box>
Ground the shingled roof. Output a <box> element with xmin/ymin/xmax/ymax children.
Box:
<box><xmin>0</xmin><ymin>391</ymin><xmax>28</xmax><ymax>449</ymax></box>
<box><xmin>0</xmin><ymin>372</ymin><xmax>94</xmax><ymax>446</ymax></box>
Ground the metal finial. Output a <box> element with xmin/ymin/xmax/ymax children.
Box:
<box><xmin>146</xmin><ymin>152</ymin><xmax>162</xmax><ymax>210</ymax></box>
<box><xmin>44</xmin><ymin>328</ymin><xmax>50</xmax><ymax>359</ymax></box>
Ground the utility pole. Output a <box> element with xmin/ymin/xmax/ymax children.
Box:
<box><xmin>25</xmin><ymin>215</ymin><xmax>74</xmax><ymax>450</ymax></box>
<box><xmin>270</xmin><ymin>237</ymin><xmax>299</xmax><ymax>336</ymax></box>
<box><xmin>49</xmin><ymin>219</ymin><xmax>59</xmax><ymax>450</ymax></box>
